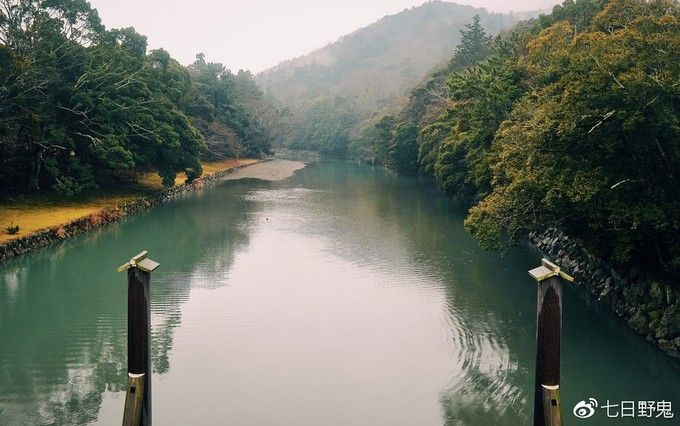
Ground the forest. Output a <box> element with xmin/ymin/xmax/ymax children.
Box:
<box><xmin>257</xmin><ymin>1</ymin><xmax>529</xmax><ymax>157</ymax></box>
<box><xmin>1</xmin><ymin>1</ymin><xmax>680</xmax><ymax>422</ymax></box>
<box><xmin>1</xmin><ymin>0</ymin><xmax>678</xmax><ymax>281</ymax></box>
<box><xmin>351</xmin><ymin>0</ymin><xmax>680</xmax><ymax>279</ymax></box>
<box><xmin>0</xmin><ymin>0</ymin><xmax>280</xmax><ymax>195</ymax></box>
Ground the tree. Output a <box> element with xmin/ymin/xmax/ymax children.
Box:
<box><xmin>433</xmin><ymin>41</ymin><xmax>527</xmax><ymax>202</ymax></box>
<box><xmin>0</xmin><ymin>0</ymin><xmax>103</xmax><ymax>191</ymax></box>
<box><xmin>61</xmin><ymin>30</ymin><xmax>204</xmax><ymax>188</ymax></box>
<box><xmin>352</xmin><ymin>15</ymin><xmax>498</xmax><ymax>173</ymax></box>
<box><xmin>1</xmin><ymin>2</ymin><xmax>276</xmax><ymax>195</ymax></box>
<box><xmin>449</xmin><ymin>15</ymin><xmax>493</xmax><ymax>70</ymax></box>
<box><xmin>350</xmin><ymin>114</ymin><xmax>396</xmax><ymax>165</ymax></box>
<box><xmin>186</xmin><ymin>53</ymin><xmax>274</xmax><ymax>158</ymax></box>
<box><xmin>466</xmin><ymin>0</ymin><xmax>680</xmax><ymax>274</ymax></box>
<box><xmin>388</xmin><ymin>121</ymin><xmax>419</xmax><ymax>174</ymax></box>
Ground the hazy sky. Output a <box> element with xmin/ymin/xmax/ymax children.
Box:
<box><xmin>88</xmin><ymin>0</ymin><xmax>560</xmax><ymax>73</ymax></box>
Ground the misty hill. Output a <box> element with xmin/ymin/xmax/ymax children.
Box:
<box><xmin>256</xmin><ymin>1</ymin><xmax>533</xmax><ymax>155</ymax></box>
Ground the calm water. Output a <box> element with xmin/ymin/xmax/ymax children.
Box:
<box><xmin>1</xmin><ymin>161</ymin><xmax>678</xmax><ymax>425</ymax></box>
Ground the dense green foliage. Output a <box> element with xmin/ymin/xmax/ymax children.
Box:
<box><xmin>258</xmin><ymin>1</ymin><xmax>530</xmax><ymax>157</ymax></box>
<box><xmin>0</xmin><ymin>0</ymin><xmax>277</xmax><ymax>195</ymax></box>
<box><xmin>354</xmin><ymin>0</ymin><xmax>680</xmax><ymax>278</ymax></box>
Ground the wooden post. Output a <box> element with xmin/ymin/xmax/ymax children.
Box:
<box><xmin>118</xmin><ymin>251</ymin><xmax>159</xmax><ymax>426</ymax></box>
<box><xmin>127</xmin><ymin>266</ymin><xmax>151</xmax><ymax>425</ymax></box>
<box><xmin>528</xmin><ymin>258</ymin><xmax>572</xmax><ymax>426</ymax></box>
<box><xmin>534</xmin><ymin>275</ymin><xmax>562</xmax><ymax>426</ymax></box>
<box><xmin>541</xmin><ymin>384</ymin><xmax>562</xmax><ymax>425</ymax></box>
<box><xmin>122</xmin><ymin>373</ymin><xmax>145</xmax><ymax>426</ymax></box>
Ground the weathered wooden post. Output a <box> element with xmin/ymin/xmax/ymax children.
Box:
<box><xmin>118</xmin><ymin>251</ymin><xmax>159</xmax><ymax>426</ymax></box>
<box><xmin>528</xmin><ymin>258</ymin><xmax>573</xmax><ymax>426</ymax></box>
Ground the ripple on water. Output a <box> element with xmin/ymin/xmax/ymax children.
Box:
<box><xmin>439</xmin><ymin>301</ymin><xmax>528</xmax><ymax>424</ymax></box>
<box><xmin>4</xmin><ymin>162</ymin><xmax>678</xmax><ymax>425</ymax></box>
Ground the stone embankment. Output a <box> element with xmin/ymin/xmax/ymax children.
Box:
<box><xmin>0</xmin><ymin>160</ymin><xmax>268</xmax><ymax>262</ymax></box>
<box><xmin>531</xmin><ymin>228</ymin><xmax>680</xmax><ymax>359</ymax></box>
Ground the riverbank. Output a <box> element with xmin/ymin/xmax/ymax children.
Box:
<box><xmin>0</xmin><ymin>159</ymin><xmax>261</xmax><ymax>244</ymax></box>
<box><xmin>0</xmin><ymin>158</ymin><xmax>266</xmax><ymax>261</ymax></box>
<box><xmin>223</xmin><ymin>159</ymin><xmax>306</xmax><ymax>181</ymax></box>
<box><xmin>531</xmin><ymin>229</ymin><xmax>680</xmax><ymax>360</ymax></box>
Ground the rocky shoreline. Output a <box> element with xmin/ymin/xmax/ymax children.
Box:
<box><xmin>531</xmin><ymin>228</ymin><xmax>680</xmax><ymax>359</ymax></box>
<box><xmin>0</xmin><ymin>160</ymin><xmax>269</xmax><ymax>263</ymax></box>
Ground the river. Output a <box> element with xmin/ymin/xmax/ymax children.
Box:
<box><xmin>1</xmin><ymin>160</ymin><xmax>678</xmax><ymax>425</ymax></box>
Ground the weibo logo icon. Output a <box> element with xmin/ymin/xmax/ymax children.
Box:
<box><xmin>573</xmin><ymin>398</ymin><xmax>598</xmax><ymax>419</ymax></box>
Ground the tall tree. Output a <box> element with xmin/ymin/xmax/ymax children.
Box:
<box><xmin>449</xmin><ymin>15</ymin><xmax>493</xmax><ymax>70</ymax></box>
<box><xmin>0</xmin><ymin>0</ymin><xmax>103</xmax><ymax>191</ymax></box>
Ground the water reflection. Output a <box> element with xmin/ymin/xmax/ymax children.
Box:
<box><xmin>0</xmin><ymin>179</ymin><xmax>264</xmax><ymax>424</ymax></box>
<box><xmin>0</xmin><ymin>161</ymin><xmax>678</xmax><ymax>425</ymax></box>
<box><xmin>0</xmin><ymin>246</ymin><xmax>127</xmax><ymax>424</ymax></box>
<box><xmin>289</xmin><ymin>164</ymin><xmax>535</xmax><ymax>424</ymax></box>
<box><xmin>278</xmin><ymin>162</ymin><xmax>680</xmax><ymax>425</ymax></box>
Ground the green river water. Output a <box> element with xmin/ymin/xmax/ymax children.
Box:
<box><xmin>1</xmin><ymin>161</ymin><xmax>678</xmax><ymax>425</ymax></box>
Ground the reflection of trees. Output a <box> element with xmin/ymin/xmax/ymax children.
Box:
<box><xmin>0</xmin><ymin>249</ymin><xmax>129</xmax><ymax>425</ymax></box>
<box><xmin>298</xmin><ymin>162</ymin><xmax>680</xmax><ymax>425</ymax></box>
<box><xmin>0</xmin><ymin>179</ymin><xmax>263</xmax><ymax>424</ymax></box>
<box><xmin>151</xmin><ymin>308</ymin><xmax>182</xmax><ymax>375</ymax></box>
<box><xmin>287</xmin><ymin>162</ymin><xmax>537</xmax><ymax>423</ymax></box>
<box><xmin>4</xmin><ymin>162</ymin><xmax>679</xmax><ymax>424</ymax></box>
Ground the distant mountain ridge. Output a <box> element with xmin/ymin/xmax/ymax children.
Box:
<box><xmin>258</xmin><ymin>1</ymin><xmax>530</xmax><ymax>101</ymax></box>
<box><xmin>255</xmin><ymin>1</ymin><xmax>537</xmax><ymax>153</ymax></box>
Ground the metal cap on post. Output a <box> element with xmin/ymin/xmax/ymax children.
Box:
<box><xmin>530</xmin><ymin>258</ymin><xmax>572</xmax><ymax>426</ymax></box>
<box><xmin>117</xmin><ymin>251</ymin><xmax>160</xmax><ymax>274</ymax></box>
<box><xmin>529</xmin><ymin>258</ymin><xmax>574</xmax><ymax>283</ymax></box>
<box><xmin>119</xmin><ymin>251</ymin><xmax>159</xmax><ymax>426</ymax></box>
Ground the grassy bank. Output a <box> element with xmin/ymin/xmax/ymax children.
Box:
<box><xmin>0</xmin><ymin>159</ymin><xmax>258</xmax><ymax>244</ymax></box>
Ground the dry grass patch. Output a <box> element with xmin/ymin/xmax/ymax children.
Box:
<box><xmin>0</xmin><ymin>158</ymin><xmax>259</xmax><ymax>243</ymax></box>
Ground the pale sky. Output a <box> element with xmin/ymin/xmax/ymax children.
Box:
<box><xmin>88</xmin><ymin>0</ymin><xmax>560</xmax><ymax>73</ymax></box>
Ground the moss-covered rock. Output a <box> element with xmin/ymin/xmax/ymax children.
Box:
<box><xmin>628</xmin><ymin>311</ymin><xmax>648</xmax><ymax>332</ymax></box>
<box><xmin>648</xmin><ymin>281</ymin><xmax>664</xmax><ymax>309</ymax></box>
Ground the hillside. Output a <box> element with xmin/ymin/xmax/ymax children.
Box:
<box><xmin>352</xmin><ymin>0</ymin><xmax>680</xmax><ymax>280</ymax></box>
<box><xmin>256</xmin><ymin>1</ymin><xmax>532</xmax><ymax>155</ymax></box>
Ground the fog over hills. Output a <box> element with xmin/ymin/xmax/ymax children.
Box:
<box><xmin>256</xmin><ymin>1</ymin><xmax>536</xmax><ymax>151</ymax></box>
